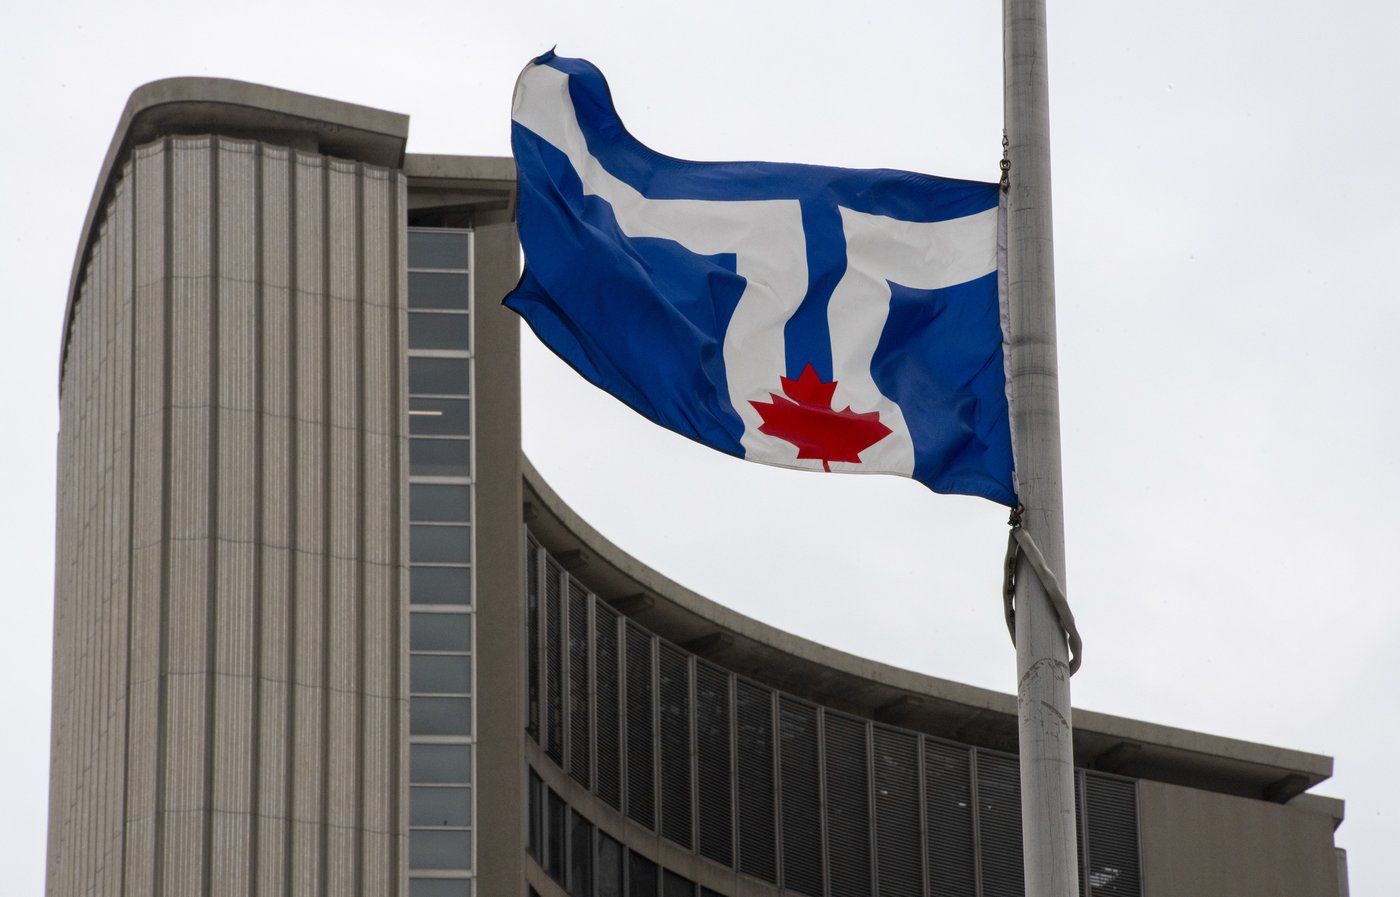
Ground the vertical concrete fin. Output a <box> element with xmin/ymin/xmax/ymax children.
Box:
<box><xmin>50</xmin><ymin>135</ymin><xmax>406</xmax><ymax>897</ymax></box>
<box><xmin>50</xmin><ymin>141</ymin><xmax>143</xmax><ymax>897</ymax></box>
<box><xmin>470</xmin><ymin>219</ymin><xmax>524</xmax><ymax>894</ymax></box>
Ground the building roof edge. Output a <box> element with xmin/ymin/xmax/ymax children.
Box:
<box><xmin>522</xmin><ymin>454</ymin><xmax>1334</xmax><ymax>802</ymax></box>
<box><xmin>61</xmin><ymin>77</ymin><xmax>411</xmax><ymax>390</ymax></box>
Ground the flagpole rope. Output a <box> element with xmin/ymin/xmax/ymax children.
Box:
<box><xmin>1003</xmin><ymin>505</ymin><xmax>1083</xmax><ymax>674</ymax></box>
<box><xmin>999</xmin><ymin>131</ymin><xmax>1011</xmax><ymax>193</ymax></box>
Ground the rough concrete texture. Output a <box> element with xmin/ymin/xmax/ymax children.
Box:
<box><xmin>467</xmin><ymin>220</ymin><xmax>525</xmax><ymax>895</ymax></box>
<box><xmin>48</xmin><ymin>134</ymin><xmax>408</xmax><ymax>897</ymax></box>
<box><xmin>62</xmin><ymin>77</ymin><xmax>411</xmax><ymax>391</ymax></box>
<box><xmin>1139</xmin><ymin>778</ymin><xmax>1340</xmax><ymax>897</ymax></box>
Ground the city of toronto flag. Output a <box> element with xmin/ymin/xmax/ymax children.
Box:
<box><xmin>505</xmin><ymin>51</ymin><xmax>1018</xmax><ymax>506</ymax></box>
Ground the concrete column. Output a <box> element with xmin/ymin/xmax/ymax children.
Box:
<box><xmin>470</xmin><ymin>219</ymin><xmax>526</xmax><ymax>894</ymax></box>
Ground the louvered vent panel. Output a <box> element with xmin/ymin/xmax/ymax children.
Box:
<box><xmin>659</xmin><ymin>643</ymin><xmax>694</xmax><ymax>849</ymax></box>
<box><xmin>924</xmin><ymin>740</ymin><xmax>975</xmax><ymax>897</ymax></box>
<box><xmin>824</xmin><ymin>712</ymin><xmax>871</xmax><ymax>897</ymax></box>
<box><xmin>1075</xmin><ymin>772</ymin><xmax>1086</xmax><ymax>897</ymax></box>
<box><xmin>1084</xmin><ymin>774</ymin><xmax>1141</xmax><ymax>897</ymax></box>
<box><xmin>874</xmin><ymin>726</ymin><xmax>923</xmax><ymax>897</ymax></box>
<box><xmin>976</xmin><ymin>752</ymin><xmax>1024</xmax><ymax>897</ymax></box>
<box><xmin>526</xmin><ymin>537</ymin><xmax>541</xmax><ymax>742</ymax></box>
<box><xmin>594</xmin><ymin>602</ymin><xmax>622</xmax><ymax>809</ymax></box>
<box><xmin>567</xmin><ymin>581</ymin><xmax>592</xmax><ymax>787</ymax></box>
<box><xmin>695</xmin><ymin>661</ymin><xmax>734</xmax><ymax>867</ymax></box>
<box><xmin>779</xmin><ymin>697</ymin><xmax>824</xmax><ymax>897</ymax></box>
<box><xmin>624</xmin><ymin>622</ymin><xmax>656</xmax><ymax>829</ymax></box>
<box><xmin>544</xmin><ymin>557</ymin><xmax>564</xmax><ymax>763</ymax></box>
<box><xmin>735</xmin><ymin>679</ymin><xmax>777</xmax><ymax>884</ymax></box>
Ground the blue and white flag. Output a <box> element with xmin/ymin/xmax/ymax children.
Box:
<box><xmin>505</xmin><ymin>52</ymin><xmax>1017</xmax><ymax>506</ymax></box>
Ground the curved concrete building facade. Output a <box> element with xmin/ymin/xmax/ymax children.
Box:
<box><xmin>48</xmin><ymin>80</ymin><xmax>1345</xmax><ymax>897</ymax></box>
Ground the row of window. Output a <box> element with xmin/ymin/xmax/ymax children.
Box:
<box><xmin>525</xmin><ymin>533</ymin><xmax>1142</xmax><ymax>897</ymax></box>
<box><xmin>409</xmin><ymin>358</ymin><xmax>472</xmax><ymax>479</ymax></box>
<box><xmin>408</xmin><ymin>227</ymin><xmax>475</xmax><ymax>894</ymax></box>
<box><xmin>529</xmin><ymin>768</ymin><xmax>724</xmax><ymax>897</ymax></box>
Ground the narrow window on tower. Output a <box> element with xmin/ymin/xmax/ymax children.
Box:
<box><xmin>406</xmin><ymin>227</ymin><xmax>476</xmax><ymax>894</ymax></box>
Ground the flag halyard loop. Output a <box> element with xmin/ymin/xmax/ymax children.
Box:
<box><xmin>1003</xmin><ymin>504</ymin><xmax>1083</xmax><ymax>674</ymax></box>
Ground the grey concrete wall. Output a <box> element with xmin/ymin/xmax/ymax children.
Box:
<box><xmin>1139</xmin><ymin>779</ymin><xmax>1339</xmax><ymax>897</ymax></box>
<box><xmin>48</xmin><ymin>134</ymin><xmax>409</xmax><ymax>897</ymax></box>
<box><xmin>48</xmin><ymin>146</ymin><xmax>138</xmax><ymax>897</ymax></box>
<box><xmin>468</xmin><ymin>220</ymin><xmax>525</xmax><ymax>895</ymax></box>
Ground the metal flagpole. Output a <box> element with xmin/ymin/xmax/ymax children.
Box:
<box><xmin>1003</xmin><ymin>0</ymin><xmax>1081</xmax><ymax>896</ymax></box>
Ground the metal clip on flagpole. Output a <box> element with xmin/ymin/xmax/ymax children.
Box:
<box><xmin>1003</xmin><ymin>505</ymin><xmax>1083</xmax><ymax>674</ymax></box>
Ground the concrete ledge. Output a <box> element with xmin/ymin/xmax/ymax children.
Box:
<box><xmin>1289</xmin><ymin>792</ymin><xmax>1347</xmax><ymax>830</ymax></box>
<box><xmin>404</xmin><ymin>152</ymin><xmax>516</xmax><ymax>226</ymax></box>
<box><xmin>523</xmin><ymin>455</ymin><xmax>1334</xmax><ymax>803</ymax></box>
<box><xmin>405</xmin><ymin>153</ymin><xmax>515</xmax><ymax>183</ymax></box>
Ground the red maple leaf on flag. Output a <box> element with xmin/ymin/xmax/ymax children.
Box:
<box><xmin>749</xmin><ymin>364</ymin><xmax>892</xmax><ymax>471</ymax></box>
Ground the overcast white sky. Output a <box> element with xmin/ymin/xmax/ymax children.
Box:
<box><xmin>3</xmin><ymin>1</ymin><xmax>1396</xmax><ymax>894</ymax></box>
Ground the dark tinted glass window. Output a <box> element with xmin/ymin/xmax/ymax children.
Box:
<box><xmin>410</xmin><ymin>786</ymin><xmax>472</xmax><ymax>827</ymax></box>
<box><xmin>407</xmin><ymin>225</ymin><xmax>474</xmax><ymax>886</ymax></box>
<box><xmin>411</xmin><ymin>524</ymin><xmax>472</xmax><ymax>564</ymax></box>
<box><xmin>409</xmin><ymin>439</ymin><xmax>471</xmax><ymax>477</ymax></box>
<box><xmin>411</xmin><ymin>655</ymin><xmax>472</xmax><ymax>694</ymax></box>
<box><xmin>409</xmin><ymin>311</ymin><xmax>471</xmax><ymax>352</ymax></box>
<box><xmin>628</xmin><ymin>852</ymin><xmax>658</xmax><ymax>897</ymax></box>
<box><xmin>411</xmin><ymin>613</ymin><xmax>471</xmax><ymax>652</ymax></box>
<box><xmin>546</xmin><ymin>789</ymin><xmax>566</xmax><ymax>883</ymax></box>
<box><xmin>410</xmin><ymin>743</ymin><xmax>472</xmax><ymax>784</ymax></box>
<box><xmin>663</xmin><ymin>871</ymin><xmax>694</xmax><ymax>897</ymax></box>
<box><xmin>411</xmin><ymin>484</ymin><xmax>472</xmax><ymax>521</ymax></box>
<box><xmin>409</xmin><ymin>271</ymin><xmax>471</xmax><ymax>310</ymax></box>
<box><xmin>410</xmin><ymin>357</ymin><xmax>471</xmax><ymax>395</ymax></box>
<box><xmin>568</xmin><ymin>810</ymin><xmax>594</xmax><ymax>897</ymax></box>
<box><xmin>409</xmin><ymin>878</ymin><xmax>473</xmax><ymax>897</ymax></box>
<box><xmin>597</xmin><ymin>834</ymin><xmax>623</xmax><ymax>897</ymax></box>
<box><xmin>409</xmin><ymin>230</ymin><xmax>470</xmax><ymax>269</ymax></box>
<box><xmin>528</xmin><ymin>770</ymin><xmax>542</xmax><ymax>861</ymax></box>
<box><xmin>410</xmin><ymin>697</ymin><xmax>471</xmax><ymax>736</ymax></box>
<box><xmin>410</xmin><ymin>397</ymin><xmax>472</xmax><ymax>435</ymax></box>
<box><xmin>412</xmin><ymin>567</ymin><xmax>472</xmax><ymax>606</ymax></box>
<box><xmin>409</xmin><ymin>830</ymin><xmax>471</xmax><ymax>870</ymax></box>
